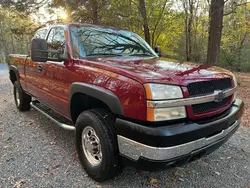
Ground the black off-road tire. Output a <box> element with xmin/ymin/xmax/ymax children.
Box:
<box><xmin>75</xmin><ymin>109</ymin><xmax>121</xmax><ymax>182</ymax></box>
<box><xmin>14</xmin><ymin>81</ymin><xmax>31</xmax><ymax>111</ymax></box>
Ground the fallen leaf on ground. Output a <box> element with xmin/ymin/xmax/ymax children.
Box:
<box><xmin>215</xmin><ymin>171</ymin><xmax>220</xmax><ymax>176</ymax></box>
<box><xmin>13</xmin><ymin>179</ymin><xmax>25</xmax><ymax>188</ymax></box>
<box><xmin>149</xmin><ymin>177</ymin><xmax>158</xmax><ymax>187</ymax></box>
<box><xmin>52</xmin><ymin>163</ymin><xmax>60</xmax><ymax>169</ymax></box>
<box><xmin>178</xmin><ymin>178</ymin><xmax>184</xmax><ymax>182</ymax></box>
<box><xmin>241</xmin><ymin>148</ymin><xmax>246</xmax><ymax>152</ymax></box>
<box><xmin>168</xmin><ymin>177</ymin><xmax>176</xmax><ymax>182</ymax></box>
<box><xmin>172</xmin><ymin>168</ymin><xmax>179</xmax><ymax>177</ymax></box>
<box><xmin>26</xmin><ymin>122</ymin><xmax>33</xmax><ymax>126</ymax></box>
<box><xmin>65</xmin><ymin>164</ymin><xmax>71</xmax><ymax>174</ymax></box>
<box><xmin>50</xmin><ymin>170</ymin><xmax>56</xmax><ymax>175</ymax></box>
<box><xmin>72</xmin><ymin>151</ymin><xmax>78</xmax><ymax>162</ymax></box>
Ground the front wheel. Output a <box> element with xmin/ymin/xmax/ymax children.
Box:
<box><xmin>75</xmin><ymin>109</ymin><xmax>121</xmax><ymax>182</ymax></box>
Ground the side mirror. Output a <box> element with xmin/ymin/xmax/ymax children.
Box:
<box><xmin>154</xmin><ymin>46</ymin><xmax>161</xmax><ymax>57</ymax></box>
<box><xmin>31</xmin><ymin>38</ymin><xmax>68</xmax><ymax>62</ymax></box>
<box><xmin>31</xmin><ymin>38</ymin><xmax>48</xmax><ymax>62</ymax></box>
<box><xmin>58</xmin><ymin>53</ymin><xmax>68</xmax><ymax>61</ymax></box>
<box><xmin>58</xmin><ymin>48</ymin><xmax>68</xmax><ymax>61</ymax></box>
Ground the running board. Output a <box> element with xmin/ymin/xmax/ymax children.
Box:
<box><xmin>30</xmin><ymin>102</ymin><xmax>75</xmax><ymax>131</ymax></box>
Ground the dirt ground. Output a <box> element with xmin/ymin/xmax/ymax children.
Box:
<box><xmin>0</xmin><ymin>65</ymin><xmax>250</xmax><ymax>188</ymax></box>
<box><xmin>236</xmin><ymin>72</ymin><xmax>250</xmax><ymax>127</ymax></box>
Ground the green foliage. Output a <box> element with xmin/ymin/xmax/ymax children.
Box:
<box><xmin>156</xmin><ymin>13</ymin><xmax>185</xmax><ymax>58</ymax></box>
<box><xmin>0</xmin><ymin>6</ymin><xmax>35</xmax><ymax>63</ymax></box>
<box><xmin>220</xmin><ymin>2</ymin><xmax>250</xmax><ymax>71</ymax></box>
<box><xmin>0</xmin><ymin>0</ymin><xmax>249</xmax><ymax>72</ymax></box>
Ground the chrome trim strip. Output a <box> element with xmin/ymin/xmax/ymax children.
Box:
<box><xmin>31</xmin><ymin>102</ymin><xmax>75</xmax><ymax>131</ymax></box>
<box><xmin>117</xmin><ymin>120</ymin><xmax>239</xmax><ymax>161</ymax></box>
<box><xmin>147</xmin><ymin>87</ymin><xmax>237</xmax><ymax>108</ymax></box>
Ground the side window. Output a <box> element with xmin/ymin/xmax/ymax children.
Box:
<box><xmin>34</xmin><ymin>29</ymin><xmax>47</xmax><ymax>39</ymax></box>
<box><xmin>47</xmin><ymin>27</ymin><xmax>66</xmax><ymax>59</ymax></box>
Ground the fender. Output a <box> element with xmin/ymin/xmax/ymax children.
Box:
<box><xmin>9</xmin><ymin>65</ymin><xmax>20</xmax><ymax>82</ymax></box>
<box><xmin>69</xmin><ymin>82</ymin><xmax>124</xmax><ymax>116</ymax></box>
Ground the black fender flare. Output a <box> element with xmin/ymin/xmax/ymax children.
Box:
<box><xmin>9</xmin><ymin>65</ymin><xmax>20</xmax><ymax>82</ymax></box>
<box><xmin>69</xmin><ymin>82</ymin><xmax>124</xmax><ymax>118</ymax></box>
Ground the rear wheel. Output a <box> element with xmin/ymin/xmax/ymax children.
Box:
<box><xmin>14</xmin><ymin>81</ymin><xmax>31</xmax><ymax>111</ymax></box>
<box><xmin>75</xmin><ymin>109</ymin><xmax>121</xmax><ymax>182</ymax></box>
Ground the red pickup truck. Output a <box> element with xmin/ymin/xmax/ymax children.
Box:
<box><xmin>8</xmin><ymin>23</ymin><xmax>244</xmax><ymax>181</ymax></box>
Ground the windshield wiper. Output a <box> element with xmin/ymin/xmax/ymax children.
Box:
<box><xmin>128</xmin><ymin>53</ymin><xmax>154</xmax><ymax>57</ymax></box>
<box><xmin>86</xmin><ymin>53</ymin><xmax>123</xmax><ymax>57</ymax></box>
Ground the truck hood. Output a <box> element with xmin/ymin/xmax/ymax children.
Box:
<box><xmin>81</xmin><ymin>56</ymin><xmax>233</xmax><ymax>86</ymax></box>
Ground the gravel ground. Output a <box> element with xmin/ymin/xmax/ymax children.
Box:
<box><xmin>0</xmin><ymin>65</ymin><xmax>250</xmax><ymax>188</ymax></box>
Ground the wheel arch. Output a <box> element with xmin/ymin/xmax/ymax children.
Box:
<box><xmin>69</xmin><ymin>82</ymin><xmax>124</xmax><ymax>123</ymax></box>
<box><xmin>9</xmin><ymin>65</ymin><xmax>19</xmax><ymax>84</ymax></box>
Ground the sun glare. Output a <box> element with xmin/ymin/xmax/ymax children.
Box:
<box><xmin>31</xmin><ymin>7</ymin><xmax>68</xmax><ymax>24</ymax></box>
<box><xmin>58</xmin><ymin>9</ymin><xmax>68</xmax><ymax>20</ymax></box>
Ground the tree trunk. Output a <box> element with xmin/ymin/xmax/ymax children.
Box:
<box><xmin>91</xmin><ymin>0</ymin><xmax>100</xmax><ymax>25</ymax></box>
<box><xmin>207</xmin><ymin>0</ymin><xmax>225</xmax><ymax>65</ymax></box>
<box><xmin>182</xmin><ymin>0</ymin><xmax>194</xmax><ymax>61</ymax></box>
<box><xmin>187</xmin><ymin>1</ymin><xmax>193</xmax><ymax>61</ymax></box>
<box><xmin>0</xmin><ymin>19</ymin><xmax>8</xmax><ymax>63</ymax></box>
<box><xmin>184</xmin><ymin>14</ymin><xmax>189</xmax><ymax>61</ymax></box>
<box><xmin>138</xmin><ymin>0</ymin><xmax>151</xmax><ymax>45</ymax></box>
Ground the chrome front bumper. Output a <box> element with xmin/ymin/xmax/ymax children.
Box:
<box><xmin>117</xmin><ymin>120</ymin><xmax>240</xmax><ymax>161</ymax></box>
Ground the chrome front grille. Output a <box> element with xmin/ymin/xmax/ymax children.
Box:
<box><xmin>187</xmin><ymin>78</ymin><xmax>233</xmax><ymax>115</ymax></box>
<box><xmin>187</xmin><ymin>78</ymin><xmax>232</xmax><ymax>97</ymax></box>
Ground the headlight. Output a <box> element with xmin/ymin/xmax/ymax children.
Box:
<box><xmin>144</xmin><ymin>84</ymin><xmax>186</xmax><ymax>121</ymax></box>
<box><xmin>147</xmin><ymin>107</ymin><xmax>186</xmax><ymax>121</ymax></box>
<box><xmin>144</xmin><ymin>84</ymin><xmax>183</xmax><ymax>100</ymax></box>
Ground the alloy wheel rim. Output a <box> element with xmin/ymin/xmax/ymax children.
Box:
<box><xmin>82</xmin><ymin>126</ymin><xmax>102</xmax><ymax>166</ymax></box>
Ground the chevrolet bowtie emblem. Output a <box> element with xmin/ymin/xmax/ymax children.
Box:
<box><xmin>214</xmin><ymin>90</ymin><xmax>225</xmax><ymax>102</ymax></box>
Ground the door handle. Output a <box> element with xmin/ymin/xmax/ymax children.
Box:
<box><xmin>37</xmin><ymin>65</ymin><xmax>43</xmax><ymax>72</ymax></box>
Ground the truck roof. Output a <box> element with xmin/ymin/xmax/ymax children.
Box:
<box><xmin>43</xmin><ymin>23</ymin><xmax>129</xmax><ymax>32</ymax></box>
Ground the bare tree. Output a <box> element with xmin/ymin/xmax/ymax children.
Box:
<box><xmin>138</xmin><ymin>0</ymin><xmax>151</xmax><ymax>45</ymax></box>
<box><xmin>206</xmin><ymin>0</ymin><xmax>225</xmax><ymax>65</ymax></box>
<box><xmin>151</xmin><ymin>0</ymin><xmax>168</xmax><ymax>46</ymax></box>
<box><xmin>207</xmin><ymin>0</ymin><xmax>250</xmax><ymax>65</ymax></box>
<box><xmin>89</xmin><ymin>0</ymin><xmax>100</xmax><ymax>24</ymax></box>
<box><xmin>181</xmin><ymin>0</ymin><xmax>198</xmax><ymax>61</ymax></box>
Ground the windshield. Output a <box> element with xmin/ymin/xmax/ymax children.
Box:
<box><xmin>69</xmin><ymin>26</ymin><xmax>158</xmax><ymax>58</ymax></box>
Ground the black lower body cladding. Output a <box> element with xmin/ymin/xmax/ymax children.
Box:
<box><xmin>115</xmin><ymin>99</ymin><xmax>244</xmax><ymax>168</ymax></box>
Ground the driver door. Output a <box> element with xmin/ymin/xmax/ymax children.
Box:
<box><xmin>37</xmin><ymin>27</ymin><xmax>70</xmax><ymax>116</ymax></box>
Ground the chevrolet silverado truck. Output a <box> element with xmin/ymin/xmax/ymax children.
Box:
<box><xmin>8</xmin><ymin>23</ymin><xmax>244</xmax><ymax>182</ymax></box>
